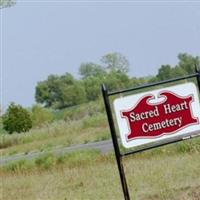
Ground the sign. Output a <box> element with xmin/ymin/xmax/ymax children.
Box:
<box><xmin>114</xmin><ymin>83</ymin><xmax>200</xmax><ymax>148</ymax></box>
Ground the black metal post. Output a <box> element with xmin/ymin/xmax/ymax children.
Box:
<box><xmin>102</xmin><ymin>84</ymin><xmax>130</xmax><ymax>200</ymax></box>
<box><xmin>101</xmin><ymin>70</ymin><xmax>200</xmax><ymax>200</ymax></box>
<box><xmin>195</xmin><ymin>64</ymin><xmax>200</xmax><ymax>92</ymax></box>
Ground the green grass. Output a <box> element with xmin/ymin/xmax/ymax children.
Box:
<box><xmin>1</xmin><ymin>138</ymin><xmax>199</xmax><ymax>173</ymax></box>
<box><xmin>2</xmin><ymin>85</ymin><xmax>199</xmax><ymax>157</ymax></box>
<box><xmin>0</xmin><ymin>118</ymin><xmax>6</xmax><ymax>135</ymax></box>
<box><xmin>1</xmin><ymin>96</ymin><xmax>200</xmax><ymax>199</ymax></box>
<box><xmin>0</xmin><ymin>113</ymin><xmax>110</xmax><ymax>156</ymax></box>
<box><xmin>52</xmin><ymin>100</ymin><xmax>104</xmax><ymax>121</ymax></box>
<box><xmin>1</xmin><ymin>145</ymin><xmax>200</xmax><ymax>200</ymax></box>
<box><xmin>0</xmin><ymin>99</ymin><xmax>108</xmax><ymax>156</ymax></box>
<box><xmin>1</xmin><ymin>150</ymin><xmax>101</xmax><ymax>173</ymax></box>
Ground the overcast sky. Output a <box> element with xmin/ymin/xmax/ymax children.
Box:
<box><xmin>1</xmin><ymin>1</ymin><xmax>200</xmax><ymax>109</ymax></box>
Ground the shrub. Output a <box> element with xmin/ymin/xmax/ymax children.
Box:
<box><xmin>63</xmin><ymin>100</ymin><xmax>104</xmax><ymax>122</ymax></box>
<box><xmin>31</xmin><ymin>105</ymin><xmax>53</xmax><ymax>127</ymax></box>
<box><xmin>2</xmin><ymin>103</ymin><xmax>32</xmax><ymax>134</ymax></box>
<box><xmin>82</xmin><ymin>113</ymin><xmax>106</xmax><ymax>129</ymax></box>
<box><xmin>35</xmin><ymin>153</ymin><xmax>56</xmax><ymax>169</ymax></box>
<box><xmin>4</xmin><ymin>159</ymin><xmax>34</xmax><ymax>172</ymax></box>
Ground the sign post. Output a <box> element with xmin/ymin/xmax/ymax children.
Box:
<box><xmin>102</xmin><ymin>66</ymin><xmax>200</xmax><ymax>200</ymax></box>
<box><xmin>102</xmin><ymin>84</ymin><xmax>130</xmax><ymax>200</ymax></box>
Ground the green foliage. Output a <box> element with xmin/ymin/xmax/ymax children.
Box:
<box><xmin>0</xmin><ymin>134</ymin><xmax>20</xmax><ymax>148</ymax></box>
<box><xmin>83</xmin><ymin>68</ymin><xmax>130</xmax><ymax>101</ymax></box>
<box><xmin>79</xmin><ymin>63</ymin><xmax>107</xmax><ymax>101</ymax></box>
<box><xmin>0</xmin><ymin>0</ymin><xmax>16</xmax><ymax>9</ymax></box>
<box><xmin>104</xmin><ymin>70</ymin><xmax>130</xmax><ymax>91</ymax></box>
<box><xmin>156</xmin><ymin>53</ymin><xmax>200</xmax><ymax>81</ymax></box>
<box><xmin>52</xmin><ymin>99</ymin><xmax>104</xmax><ymax>122</ymax></box>
<box><xmin>2</xmin><ymin>103</ymin><xmax>32</xmax><ymax>134</ymax></box>
<box><xmin>2</xmin><ymin>150</ymin><xmax>100</xmax><ymax>173</ymax></box>
<box><xmin>35</xmin><ymin>73</ymin><xmax>86</xmax><ymax>109</ymax></box>
<box><xmin>176</xmin><ymin>140</ymin><xmax>200</xmax><ymax>153</ymax></box>
<box><xmin>79</xmin><ymin>62</ymin><xmax>106</xmax><ymax>79</ymax></box>
<box><xmin>35</xmin><ymin>80</ymin><xmax>50</xmax><ymax>106</ymax></box>
<box><xmin>101</xmin><ymin>52</ymin><xmax>129</xmax><ymax>74</ymax></box>
<box><xmin>0</xmin><ymin>116</ymin><xmax>7</xmax><ymax>134</ymax></box>
<box><xmin>35</xmin><ymin>52</ymin><xmax>200</xmax><ymax>110</ymax></box>
<box><xmin>130</xmin><ymin>77</ymin><xmax>149</xmax><ymax>87</ymax></box>
<box><xmin>35</xmin><ymin>153</ymin><xmax>56</xmax><ymax>170</ymax></box>
<box><xmin>156</xmin><ymin>65</ymin><xmax>173</xmax><ymax>81</ymax></box>
<box><xmin>156</xmin><ymin>64</ymin><xmax>186</xmax><ymax>81</ymax></box>
<box><xmin>2</xmin><ymin>139</ymin><xmax>199</xmax><ymax>173</ymax></box>
<box><xmin>4</xmin><ymin>159</ymin><xmax>34</xmax><ymax>172</ymax></box>
<box><xmin>31</xmin><ymin>105</ymin><xmax>53</xmax><ymax>127</ymax></box>
<box><xmin>178</xmin><ymin>53</ymin><xmax>200</xmax><ymax>74</ymax></box>
<box><xmin>60</xmin><ymin>150</ymin><xmax>100</xmax><ymax>168</ymax></box>
<box><xmin>83</xmin><ymin>76</ymin><xmax>103</xmax><ymax>101</ymax></box>
<box><xmin>81</xmin><ymin>113</ymin><xmax>106</xmax><ymax>129</ymax></box>
<box><xmin>35</xmin><ymin>52</ymin><xmax>132</xmax><ymax>107</ymax></box>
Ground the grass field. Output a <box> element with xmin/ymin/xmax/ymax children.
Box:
<box><xmin>0</xmin><ymin>113</ymin><xmax>110</xmax><ymax>156</ymax></box>
<box><xmin>1</xmin><ymin>146</ymin><xmax>200</xmax><ymax>200</ymax></box>
<box><xmin>1</xmin><ymin>98</ymin><xmax>200</xmax><ymax>200</ymax></box>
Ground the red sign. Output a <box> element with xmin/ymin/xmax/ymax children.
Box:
<box><xmin>121</xmin><ymin>91</ymin><xmax>198</xmax><ymax>141</ymax></box>
<box><xmin>114</xmin><ymin>83</ymin><xmax>200</xmax><ymax>148</ymax></box>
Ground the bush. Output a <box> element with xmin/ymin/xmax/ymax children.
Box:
<box><xmin>31</xmin><ymin>105</ymin><xmax>53</xmax><ymax>127</ymax></box>
<box><xmin>2</xmin><ymin>103</ymin><xmax>32</xmax><ymax>134</ymax></box>
<box><xmin>4</xmin><ymin>159</ymin><xmax>34</xmax><ymax>172</ymax></box>
<box><xmin>35</xmin><ymin>153</ymin><xmax>56</xmax><ymax>169</ymax></box>
<box><xmin>63</xmin><ymin>100</ymin><xmax>104</xmax><ymax>122</ymax></box>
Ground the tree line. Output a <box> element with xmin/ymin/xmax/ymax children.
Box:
<box><xmin>0</xmin><ymin>0</ymin><xmax>16</xmax><ymax>9</ymax></box>
<box><xmin>1</xmin><ymin>52</ymin><xmax>199</xmax><ymax>134</ymax></box>
<box><xmin>35</xmin><ymin>52</ymin><xmax>200</xmax><ymax>109</ymax></box>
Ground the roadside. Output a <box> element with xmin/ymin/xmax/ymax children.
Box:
<box><xmin>0</xmin><ymin>139</ymin><xmax>113</xmax><ymax>165</ymax></box>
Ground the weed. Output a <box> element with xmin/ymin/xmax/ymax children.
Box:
<box><xmin>1</xmin><ymin>151</ymin><xmax>200</xmax><ymax>200</ymax></box>
<box><xmin>35</xmin><ymin>153</ymin><xmax>56</xmax><ymax>170</ymax></box>
<box><xmin>3</xmin><ymin>159</ymin><xmax>34</xmax><ymax>172</ymax></box>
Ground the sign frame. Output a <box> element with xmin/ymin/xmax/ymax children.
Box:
<box><xmin>114</xmin><ymin>82</ymin><xmax>200</xmax><ymax>149</ymax></box>
<box><xmin>101</xmin><ymin>65</ymin><xmax>200</xmax><ymax>200</ymax></box>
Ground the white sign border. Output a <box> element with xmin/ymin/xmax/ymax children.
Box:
<box><xmin>114</xmin><ymin>82</ymin><xmax>200</xmax><ymax>149</ymax></box>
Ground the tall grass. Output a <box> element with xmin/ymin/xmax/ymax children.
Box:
<box><xmin>0</xmin><ymin>113</ymin><xmax>109</xmax><ymax>156</ymax></box>
<box><xmin>1</xmin><ymin>150</ymin><xmax>101</xmax><ymax>173</ymax></box>
<box><xmin>0</xmin><ymin>99</ymin><xmax>108</xmax><ymax>155</ymax></box>
<box><xmin>52</xmin><ymin>100</ymin><xmax>104</xmax><ymax>121</ymax></box>
<box><xmin>2</xmin><ymin>137</ymin><xmax>199</xmax><ymax>173</ymax></box>
<box><xmin>1</xmin><ymin>148</ymin><xmax>199</xmax><ymax>200</ymax></box>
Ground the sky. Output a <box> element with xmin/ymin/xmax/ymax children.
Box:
<box><xmin>1</xmin><ymin>0</ymin><xmax>200</xmax><ymax>110</ymax></box>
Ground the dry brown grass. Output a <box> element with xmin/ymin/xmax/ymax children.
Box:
<box><xmin>1</xmin><ymin>150</ymin><xmax>199</xmax><ymax>200</ymax></box>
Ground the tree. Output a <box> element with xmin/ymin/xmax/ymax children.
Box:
<box><xmin>57</xmin><ymin>80</ymin><xmax>86</xmax><ymax>108</ymax></box>
<box><xmin>104</xmin><ymin>70</ymin><xmax>130</xmax><ymax>91</ymax></box>
<box><xmin>0</xmin><ymin>0</ymin><xmax>16</xmax><ymax>9</ymax></box>
<box><xmin>2</xmin><ymin>103</ymin><xmax>32</xmax><ymax>134</ymax></box>
<box><xmin>178</xmin><ymin>53</ymin><xmax>200</xmax><ymax>74</ymax></box>
<box><xmin>0</xmin><ymin>104</ymin><xmax>2</xmax><ymax>116</ymax></box>
<box><xmin>155</xmin><ymin>53</ymin><xmax>200</xmax><ymax>81</ymax></box>
<box><xmin>31</xmin><ymin>105</ymin><xmax>53</xmax><ymax>128</ymax></box>
<box><xmin>130</xmin><ymin>76</ymin><xmax>150</xmax><ymax>87</ymax></box>
<box><xmin>156</xmin><ymin>65</ymin><xmax>173</xmax><ymax>81</ymax></box>
<box><xmin>83</xmin><ymin>76</ymin><xmax>103</xmax><ymax>101</ymax></box>
<box><xmin>101</xmin><ymin>52</ymin><xmax>129</xmax><ymax>74</ymax></box>
<box><xmin>35</xmin><ymin>73</ymin><xmax>86</xmax><ymax>109</ymax></box>
<box><xmin>171</xmin><ymin>66</ymin><xmax>186</xmax><ymax>78</ymax></box>
<box><xmin>82</xmin><ymin>67</ymin><xmax>130</xmax><ymax>101</ymax></box>
<box><xmin>79</xmin><ymin>62</ymin><xmax>106</xmax><ymax>79</ymax></box>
